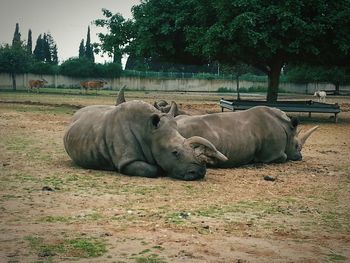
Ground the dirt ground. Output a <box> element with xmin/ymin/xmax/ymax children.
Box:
<box><xmin>0</xmin><ymin>92</ymin><xmax>349</xmax><ymax>263</ymax></box>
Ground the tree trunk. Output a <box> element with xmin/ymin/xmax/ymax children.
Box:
<box><xmin>334</xmin><ymin>82</ymin><xmax>340</xmax><ymax>95</ymax></box>
<box><xmin>236</xmin><ymin>75</ymin><xmax>240</xmax><ymax>101</ymax></box>
<box><xmin>266</xmin><ymin>63</ymin><xmax>283</xmax><ymax>103</ymax></box>
<box><xmin>11</xmin><ymin>73</ymin><xmax>17</xmax><ymax>91</ymax></box>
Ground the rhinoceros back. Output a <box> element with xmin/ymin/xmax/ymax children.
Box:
<box><xmin>64</xmin><ymin>105</ymin><xmax>117</xmax><ymax>170</ymax></box>
<box><xmin>64</xmin><ymin>101</ymin><xmax>158</xmax><ymax>171</ymax></box>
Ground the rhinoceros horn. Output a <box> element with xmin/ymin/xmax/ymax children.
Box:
<box><xmin>168</xmin><ymin>101</ymin><xmax>178</xmax><ymax>117</ymax></box>
<box><xmin>299</xmin><ymin>126</ymin><xmax>319</xmax><ymax>146</ymax></box>
<box><xmin>187</xmin><ymin>136</ymin><xmax>228</xmax><ymax>163</ymax></box>
<box><xmin>115</xmin><ymin>85</ymin><xmax>126</xmax><ymax>105</ymax></box>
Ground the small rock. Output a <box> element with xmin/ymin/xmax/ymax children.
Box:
<box><xmin>263</xmin><ymin>175</ymin><xmax>276</xmax><ymax>181</ymax></box>
<box><xmin>42</xmin><ymin>186</ymin><xmax>54</xmax><ymax>191</ymax></box>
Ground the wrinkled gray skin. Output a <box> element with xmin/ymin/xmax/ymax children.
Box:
<box><xmin>64</xmin><ymin>100</ymin><xmax>227</xmax><ymax>180</ymax></box>
<box><xmin>175</xmin><ymin>106</ymin><xmax>318</xmax><ymax>167</ymax></box>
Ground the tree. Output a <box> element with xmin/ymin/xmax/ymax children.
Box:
<box><xmin>0</xmin><ymin>44</ymin><xmax>32</xmax><ymax>90</ymax></box>
<box><xmin>85</xmin><ymin>26</ymin><xmax>95</xmax><ymax>62</ymax></box>
<box><xmin>45</xmin><ymin>33</ymin><xmax>58</xmax><ymax>64</ymax></box>
<box><xmin>33</xmin><ymin>32</ymin><xmax>58</xmax><ymax>64</ymax></box>
<box><xmin>43</xmin><ymin>33</ymin><xmax>52</xmax><ymax>63</ymax></box>
<box><xmin>79</xmin><ymin>39</ymin><xmax>85</xmax><ymax>58</ymax></box>
<box><xmin>52</xmin><ymin>44</ymin><xmax>58</xmax><ymax>64</ymax></box>
<box><xmin>94</xmin><ymin>9</ymin><xmax>133</xmax><ymax>64</ymax></box>
<box><xmin>285</xmin><ymin>64</ymin><xmax>350</xmax><ymax>95</ymax></box>
<box><xmin>33</xmin><ymin>34</ymin><xmax>45</xmax><ymax>61</ymax></box>
<box><xmin>27</xmin><ymin>29</ymin><xmax>32</xmax><ymax>54</ymax></box>
<box><xmin>12</xmin><ymin>23</ymin><xmax>21</xmax><ymax>48</ymax></box>
<box><xmin>128</xmin><ymin>0</ymin><xmax>350</xmax><ymax>102</ymax></box>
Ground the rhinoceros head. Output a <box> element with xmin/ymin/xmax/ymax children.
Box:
<box><xmin>149</xmin><ymin>113</ymin><xmax>227</xmax><ymax>180</ymax></box>
<box><xmin>285</xmin><ymin>117</ymin><xmax>319</xmax><ymax>161</ymax></box>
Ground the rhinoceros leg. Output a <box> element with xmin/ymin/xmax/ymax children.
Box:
<box><xmin>272</xmin><ymin>152</ymin><xmax>288</xmax><ymax>163</ymax></box>
<box><xmin>255</xmin><ymin>151</ymin><xmax>287</xmax><ymax>164</ymax></box>
<box><xmin>122</xmin><ymin>161</ymin><xmax>160</xmax><ymax>178</ymax></box>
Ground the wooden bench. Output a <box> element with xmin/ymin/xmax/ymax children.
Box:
<box><xmin>220</xmin><ymin>99</ymin><xmax>341</xmax><ymax>122</ymax></box>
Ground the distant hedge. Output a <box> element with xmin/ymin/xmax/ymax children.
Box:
<box><xmin>59</xmin><ymin>58</ymin><xmax>122</xmax><ymax>78</ymax></box>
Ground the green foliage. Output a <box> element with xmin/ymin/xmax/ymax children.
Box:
<box><xmin>12</xmin><ymin>23</ymin><xmax>21</xmax><ymax>48</ymax></box>
<box><xmin>26</xmin><ymin>235</ymin><xmax>107</xmax><ymax>259</ymax></box>
<box><xmin>126</xmin><ymin>0</ymin><xmax>350</xmax><ymax>102</ymax></box>
<box><xmin>285</xmin><ymin>64</ymin><xmax>350</xmax><ymax>84</ymax></box>
<box><xmin>59</xmin><ymin>57</ymin><xmax>121</xmax><ymax>78</ymax></box>
<box><xmin>0</xmin><ymin>44</ymin><xmax>32</xmax><ymax>74</ymax></box>
<box><xmin>27</xmin><ymin>29</ymin><xmax>32</xmax><ymax>54</ymax></box>
<box><xmin>29</xmin><ymin>61</ymin><xmax>59</xmax><ymax>75</ymax></box>
<box><xmin>33</xmin><ymin>32</ymin><xmax>58</xmax><ymax>64</ymax></box>
<box><xmin>59</xmin><ymin>57</ymin><xmax>95</xmax><ymax>77</ymax></box>
<box><xmin>79</xmin><ymin>39</ymin><xmax>85</xmax><ymax>58</ymax></box>
<box><xmin>94</xmin><ymin>9</ymin><xmax>134</xmax><ymax>63</ymax></box>
<box><xmin>85</xmin><ymin>26</ymin><xmax>95</xmax><ymax>62</ymax></box>
<box><xmin>33</xmin><ymin>34</ymin><xmax>45</xmax><ymax>61</ymax></box>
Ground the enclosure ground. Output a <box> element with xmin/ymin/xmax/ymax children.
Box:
<box><xmin>0</xmin><ymin>91</ymin><xmax>349</xmax><ymax>263</ymax></box>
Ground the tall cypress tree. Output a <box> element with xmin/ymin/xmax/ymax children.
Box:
<box><xmin>85</xmin><ymin>26</ymin><xmax>94</xmax><ymax>62</ymax></box>
<box><xmin>27</xmin><ymin>29</ymin><xmax>32</xmax><ymax>54</ymax></box>
<box><xmin>52</xmin><ymin>44</ymin><xmax>58</xmax><ymax>64</ymax></box>
<box><xmin>33</xmin><ymin>34</ymin><xmax>45</xmax><ymax>61</ymax></box>
<box><xmin>12</xmin><ymin>23</ymin><xmax>21</xmax><ymax>48</ymax></box>
<box><xmin>79</xmin><ymin>39</ymin><xmax>85</xmax><ymax>58</ymax></box>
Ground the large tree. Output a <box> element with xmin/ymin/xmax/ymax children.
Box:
<box><xmin>27</xmin><ymin>29</ymin><xmax>32</xmax><ymax>54</ymax></box>
<box><xmin>129</xmin><ymin>0</ymin><xmax>350</xmax><ymax>102</ymax></box>
<box><xmin>0</xmin><ymin>44</ymin><xmax>32</xmax><ymax>90</ymax></box>
<box><xmin>79</xmin><ymin>39</ymin><xmax>85</xmax><ymax>58</ymax></box>
<box><xmin>85</xmin><ymin>26</ymin><xmax>95</xmax><ymax>62</ymax></box>
<box><xmin>33</xmin><ymin>34</ymin><xmax>45</xmax><ymax>61</ymax></box>
<box><xmin>12</xmin><ymin>23</ymin><xmax>21</xmax><ymax>48</ymax></box>
<box><xmin>94</xmin><ymin>9</ymin><xmax>133</xmax><ymax>64</ymax></box>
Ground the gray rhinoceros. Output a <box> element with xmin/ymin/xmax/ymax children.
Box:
<box><xmin>174</xmin><ymin>105</ymin><xmax>318</xmax><ymax>167</ymax></box>
<box><xmin>63</xmin><ymin>100</ymin><xmax>227</xmax><ymax>180</ymax></box>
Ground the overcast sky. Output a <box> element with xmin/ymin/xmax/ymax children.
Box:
<box><xmin>0</xmin><ymin>0</ymin><xmax>140</xmax><ymax>64</ymax></box>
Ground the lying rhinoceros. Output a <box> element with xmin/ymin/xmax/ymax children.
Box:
<box><xmin>63</xmin><ymin>100</ymin><xmax>227</xmax><ymax>180</ymax></box>
<box><xmin>174</xmin><ymin>105</ymin><xmax>318</xmax><ymax>167</ymax></box>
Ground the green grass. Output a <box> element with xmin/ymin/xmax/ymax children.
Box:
<box><xmin>133</xmin><ymin>254</ymin><xmax>167</xmax><ymax>263</ymax></box>
<box><xmin>327</xmin><ymin>252</ymin><xmax>347</xmax><ymax>261</ymax></box>
<box><xmin>25</xmin><ymin>235</ymin><xmax>107</xmax><ymax>259</ymax></box>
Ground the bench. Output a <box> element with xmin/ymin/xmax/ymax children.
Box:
<box><xmin>220</xmin><ymin>99</ymin><xmax>341</xmax><ymax>122</ymax></box>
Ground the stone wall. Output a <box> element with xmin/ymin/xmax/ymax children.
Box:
<box><xmin>1</xmin><ymin>72</ymin><xmax>349</xmax><ymax>94</ymax></box>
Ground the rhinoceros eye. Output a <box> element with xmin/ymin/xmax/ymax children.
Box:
<box><xmin>172</xmin><ymin>150</ymin><xmax>180</xmax><ymax>158</ymax></box>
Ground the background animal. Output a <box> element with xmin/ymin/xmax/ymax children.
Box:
<box><xmin>314</xmin><ymin>91</ymin><xmax>327</xmax><ymax>102</ymax></box>
<box><xmin>175</xmin><ymin>105</ymin><xmax>318</xmax><ymax>167</ymax></box>
<box><xmin>64</xmin><ymin>100</ymin><xmax>227</xmax><ymax>180</ymax></box>
<box><xmin>28</xmin><ymin>79</ymin><xmax>47</xmax><ymax>93</ymax></box>
<box><xmin>80</xmin><ymin>80</ymin><xmax>107</xmax><ymax>94</ymax></box>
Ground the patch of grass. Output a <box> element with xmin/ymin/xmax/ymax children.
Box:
<box><xmin>327</xmin><ymin>252</ymin><xmax>347</xmax><ymax>261</ymax></box>
<box><xmin>321</xmin><ymin>211</ymin><xmax>350</xmax><ymax>231</ymax></box>
<box><xmin>67</xmin><ymin>238</ymin><xmax>107</xmax><ymax>257</ymax></box>
<box><xmin>40</xmin><ymin>216</ymin><xmax>70</xmax><ymax>223</ymax></box>
<box><xmin>25</xmin><ymin>235</ymin><xmax>107</xmax><ymax>259</ymax></box>
<box><xmin>133</xmin><ymin>253</ymin><xmax>167</xmax><ymax>263</ymax></box>
<box><xmin>166</xmin><ymin>212</ymin><xmax>188</xmax><ymax>225</ymax></box>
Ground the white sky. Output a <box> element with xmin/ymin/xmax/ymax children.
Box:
<box><xmin>0</xmin><ymin>0</ymin><xmax>140</xmax><ymax>64</ymax></box>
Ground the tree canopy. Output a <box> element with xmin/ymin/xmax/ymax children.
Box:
<box><xmin>0</xmin><ymin>44</ymin><xmax>33</xmax><ymax>90</ymax></box>
<box><xmin>94</xmin><ymin>9</ymin><xmax>133</xmax><ymax>64</ymax></box>
<box><xmin>96</xmin><ymin>0</ymin><xmax>350</xmax><ymax>102</ymax></box>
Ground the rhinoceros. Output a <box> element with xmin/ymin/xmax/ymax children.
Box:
<box><xmin>174</xmin><ymin>105</ymin><xmax>318</xmax><ymax>167</ymax></box>
<box><xmin>63</xmin><ymin>100</ymin><xmax>227</xmax><ymax>180</ymax></box>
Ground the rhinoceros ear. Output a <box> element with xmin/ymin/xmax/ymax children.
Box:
<box><xmin>168</xmin><ymin>101</ymin><xmax>178</xmax><ymax>117</ymax></box>
<box><xmin>187</xmin><ymin>136</ymin><xmax>228</xmax><ymax>164</ymax></box>
<box><xmin>151</xmin><ymin>114</ymin><xmax>161</xmax><ymax>129</ymax></box>
<box><xmin>291</xmin><ymin>116</ymin><xmax>299</xmax><ymax>128</ymax></box>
